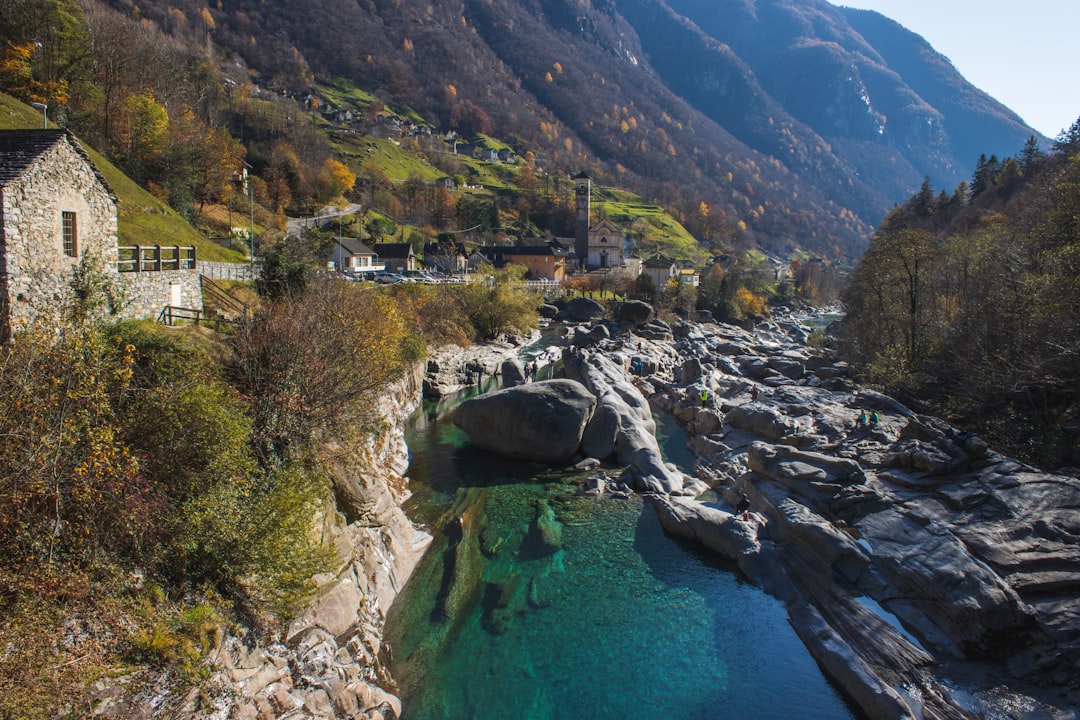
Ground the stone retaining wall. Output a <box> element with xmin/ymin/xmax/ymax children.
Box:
<box><xmin>118</xmin><ymin>268</ymin><xmax>203</xmax><ymax>321</ymax></box>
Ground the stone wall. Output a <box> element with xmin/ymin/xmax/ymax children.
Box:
<box><xmin>117</xmin><ymin>268</ymin><xmax>204</xmax><ymax>322</ymax></box>
<box><xmin>200</xmin><ymin>261</ymin><xmax>257</xmax><ymax>282</ymax></box>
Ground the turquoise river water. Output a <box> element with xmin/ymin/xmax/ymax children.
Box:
<box><xmin>384</xmin><ymin>365</ymin><xmax>859</xmax><ymax>720</ymax></box>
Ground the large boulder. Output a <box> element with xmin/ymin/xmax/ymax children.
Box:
<box><xmin>501</xmin><ymin>358</ymin><xmax>527</xmax><ymax>388</ymax></box>
<box><xmin>724</xmin><ymin>402</ymin><xmax>800</xmax><ymax>440</ymax></box>
<box><xmin>452</xmin><ymin>379</ymin><xmax>597</xmax><ymax>462</ymax></box>
<box><xmin>615</xmin><ymin>300</ymin><xmax>653</xmax><ymax>326</ymax></box>
<box><xmin>636</xmin><ymin>321</ymin><xmax>673</xmax><ymax>341</ymax></box>
<box><xmin>567</xmin><ymin>351</ymin><xmax>699</xmax><ymax>495</ymax></box>
<box><xmin>571</xmin><ymin>323</ymin><xmax>610</xmax><ymax>347</ymax></box>
<box><xmin>558</xmin><ymin>297</ymin><xmax>606</xmax><ymax>322</ymax></box>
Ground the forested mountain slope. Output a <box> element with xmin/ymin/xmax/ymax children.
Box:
<box><xmin>98</xmin><ymin>0</ymin><xmax>1043</xmax><ymax>260</ymax></box>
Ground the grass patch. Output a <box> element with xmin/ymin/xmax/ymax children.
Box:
<box><xmin>336</xmin><ymin>134</ymin><xmax>442</xmax><ymax>182</ymax></box>
<box><xmin>593</xmin><ymin>188</ymin><xmax>700</xmax><ymax>261</ymax></box>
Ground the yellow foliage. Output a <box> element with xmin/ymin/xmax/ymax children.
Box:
<box><xmin>733</xmin><ymin>287</ymin><xmax>768</xmax><ymax>318</ymax></box>
<box><xmin>322</xmin><ymin>158</ymin><xmax>356</xmax><ymax>196</ymax></box>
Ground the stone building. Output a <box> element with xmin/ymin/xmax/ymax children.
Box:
<box><xmin>474</xmin><ymin>243</ymin><xmax>571</xmax><ymax>281</ymax></box>
<box><xmin>586</xmin><ymin>219</ymin><xmax>625</xmax><ymax>270</ymax></box>
<box><xmin>0</xmin><ymin>129</ymin><xmax>120</xmax><ymax>339</ymax></box>
<box><xmin>0</xmin><ymin>129</ymin><xmax>203</xmax><ymax>340</ymax></box>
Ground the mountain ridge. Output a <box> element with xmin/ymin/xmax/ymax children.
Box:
<box><xmin>98</xmin><ymin>0</ymin><xmax>1045</xmax><ymax>259</ymax></box>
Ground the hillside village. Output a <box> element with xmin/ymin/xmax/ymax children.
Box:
<box><xmin>0</xmin><ymin>112</ymin><xmax>812</xmax><ymax>340</ymax></box>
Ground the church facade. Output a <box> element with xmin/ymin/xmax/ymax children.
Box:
<box><xmin>585</xmin><ymin>219</ymin><xmax>624</xmax><ymax>270</ymax></box>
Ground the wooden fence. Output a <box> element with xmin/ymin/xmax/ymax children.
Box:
<box><xmin>117</xmin><ymin>245</ymin><xmax>196</xmax><ymax>273</ymax></box>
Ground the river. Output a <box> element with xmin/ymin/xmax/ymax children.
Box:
<box><xmin>384</xmin><ymin>352</ymin><xmax>859</xmax><ymax>720</ymax></box>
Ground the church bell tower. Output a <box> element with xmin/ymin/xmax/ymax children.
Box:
<box><xmin>574</xmin><ymin>171</ymin><xmax>591</xmax><ymax>266</ymax></box>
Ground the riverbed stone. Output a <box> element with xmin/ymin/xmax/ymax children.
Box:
<box><xmin>452</xmin><ymin>379</ymin><xmax>597</xmax><ymax>462</ymax></box>
<box><xmin>501</xmin><ymin>358</ymin><xmax>527</xmax><ymax>387</ymax></box>
<box><xmin>558</xmin><ymin>297</ymin><xmax>606</xmax><ymax>322</ymax></box>
<box><xmin>615</xmin><ymin>300</ymin><xmax>653</xmax><ymax>326</ymax></box>
<box><xmin>724</xmin><ymin>402</ymin><xmax>800</xmax><ymax>440</ymax></box>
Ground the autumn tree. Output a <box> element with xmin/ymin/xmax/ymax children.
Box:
<box><xmin>166</xmin><ymin>105</ymin><xmax>244</xmax><ymax>220</ymax></box>
<box><xmin>114</xmin><ymin>92</ymin><xmax>169</xmax><ymax>179</ymax></box>
<box><xmin>458</xmin><ymin>263</ymin><xmax>541</xmax><ymax>340</ymax></box>
<box><xmin>0</xmin><ymin>0</ymin><xmax>86</xmax><ymax>109</ymax></box>
<box><xmin>316</xmin><ymin>157</ymin><xmax>356</xmax><ymax>202</ymax></box>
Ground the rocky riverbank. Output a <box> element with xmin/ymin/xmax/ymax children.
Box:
<box><xmin>91</xmin><ymin>363</ymin><xmax>434</xmax><ymax>720</ymax></box>
<box><xmin>104</xmin><ymin>307</ymin><xmax>1077</xmax><ymax>720</ymax></box>
<box><xmin>151</xmin><ymin>337</ymin><xmax>542</xmax><ymax>719</ymax></box>
<box><xmin>553</xmin><ymin>307</ymin><xmax>1080</xmax><ymax>720</ymax></box>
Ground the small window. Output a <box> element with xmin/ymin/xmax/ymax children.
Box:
<box><xmin>62</xmin><ymin>211</ymin><xmax>77</xmax><ymax>257</ymax></box>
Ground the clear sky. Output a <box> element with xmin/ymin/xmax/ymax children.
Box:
<box><xmin>835</xmin><ymin>1</ymin><xmax>1079</xmax><ymax>139</ymax></box>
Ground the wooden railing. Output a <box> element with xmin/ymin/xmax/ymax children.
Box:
<box><xmin>200</xmin><ymin>275</ymin><xmax>249</xmax><ymax>326</ymax></box>
<box><xmin>118</xmin><ymin>245</ymin><xmax>197</xmax><ymax>273</ymax></box>
<box><xmin>157</xmin><ymin>305</ymin><xmax>202</xmax><ymax>327</ymax></box>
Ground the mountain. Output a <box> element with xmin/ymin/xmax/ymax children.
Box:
<box><xmin>101</xmin><ymin>0</ymin><xmax>1042</xmax><ymax>259</ymax></box>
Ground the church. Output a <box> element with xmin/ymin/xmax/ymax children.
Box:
<box><xmin>573</xmin><ymin>171</ymin><xmax>630</xmax><ymax>272</ymax></box>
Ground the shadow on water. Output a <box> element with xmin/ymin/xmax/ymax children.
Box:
<box><xmin>386</xmin><ymin>354</ymin><xmax>858</xmax><ymax>720</ymax></box>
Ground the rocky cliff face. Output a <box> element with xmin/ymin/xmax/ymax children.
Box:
<box><xmin>163</xmin><ymin>363</ymin><xmax>432</xmax><ymax>720</ymax></box>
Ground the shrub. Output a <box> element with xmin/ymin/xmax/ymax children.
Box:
<box><xmin>459</xmin><ymin>263</ymin><xmax>542</xmax><ymax>341</ymax></box>
<box><xmin>231</xmin><ymin>277</ymin><xmax>410</xmax><ymax>464</ymax></box>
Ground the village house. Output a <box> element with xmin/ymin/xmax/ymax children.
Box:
<box><xmin>474</xmin><ymin>243</ymin><xmax>571</xmax><ymax>281</ymax></box>
<box><xmin>375</xmin><ymin>242</ymin><xmax>416</xmax><ymax>273</ymax></box>
<box><xmin>676</xmin><ymin>265</ymin><xmax>700</xmax><ymax>287</ymax></box>
<box><xmin>641</xmin><ymin>255</ymin><xmax>677</xmax><ymax>290</ymax></box>
<box><xmin>423</xmin><ymin>238</ymin><xmax>468</xmax><ymax>275</ymax></box>
<box><xmin>330</xmin><ymin>236</ymin><xmax>384</xmax><ymax>274</ymax></box>
<box><xmin>0</xmin><ymin>129</ymin><xmax>119</xmax><ymax>339</ymax></box>
<box><xmin>0</xmin><ymin>129</ymin><xmax>205</xmax><ymax>341</ymax></box>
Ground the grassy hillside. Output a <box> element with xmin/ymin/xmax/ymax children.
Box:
<box><xmin>0</xmin><ymin>93</ymin><xmax>243</xmax><ymax>263</ymax></box>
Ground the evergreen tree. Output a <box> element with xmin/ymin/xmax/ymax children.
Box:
<box><xmin>1052</xmin><ymin>116</ymin><xmax>1080</xmax><ymax>157</ymax></box>
<box><xmin>1018</xmin><ymin>135</ymin><xmax>1043</xmax><ymax>170</ymax></box>
<box><xmin>912</xmin><ymin>176</ymin><xmax>934</xmax><ymax>217</ymax></box>
<box><xmin>971</xmin><ymin>154</ymin><xmax>1001</xmax><ymax>196</ymax></box>
<box><xmin>948</xmin><ymin>181</ymin><xmax>970</xmax><ymax>211</ymax></box>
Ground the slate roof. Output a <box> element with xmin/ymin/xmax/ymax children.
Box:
<box><xmin>0</xmin><ymin>130</ymin><xmax>114</xmax><ymax>198</ymax></box>
<box><xmin>335</xmin><ymin>236</ymin><xmax>375</xmax><ymax>256</ymax></box>
<box><xmin>374</xmin><ymin>242</ymin><xmax>414</xmax><ymax>259</ymax></box>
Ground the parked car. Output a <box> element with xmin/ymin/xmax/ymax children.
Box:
<box><xmin>374</xmin><ymin>271</ymin><xmax>406</xmax><ymax>284</ymax></box>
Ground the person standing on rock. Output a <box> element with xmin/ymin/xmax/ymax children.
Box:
<box><xmin>750</xmin><ymin>385</ymin><xmax>759</xmax><ymax>401</ymax></box>
<box><xmin>736</xmin><ymin>494</ymin><xmax>751</xmax><ymax>521</ymax></box>
<box><xmin>701</xmin><ymin>388</ymin><xmax>710</xmax><ymax>407</ymax></box>
<box><xmin>869</xmin><ymin>410</ymin><xmax>879</xmax><ymax>425</ymax></box>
